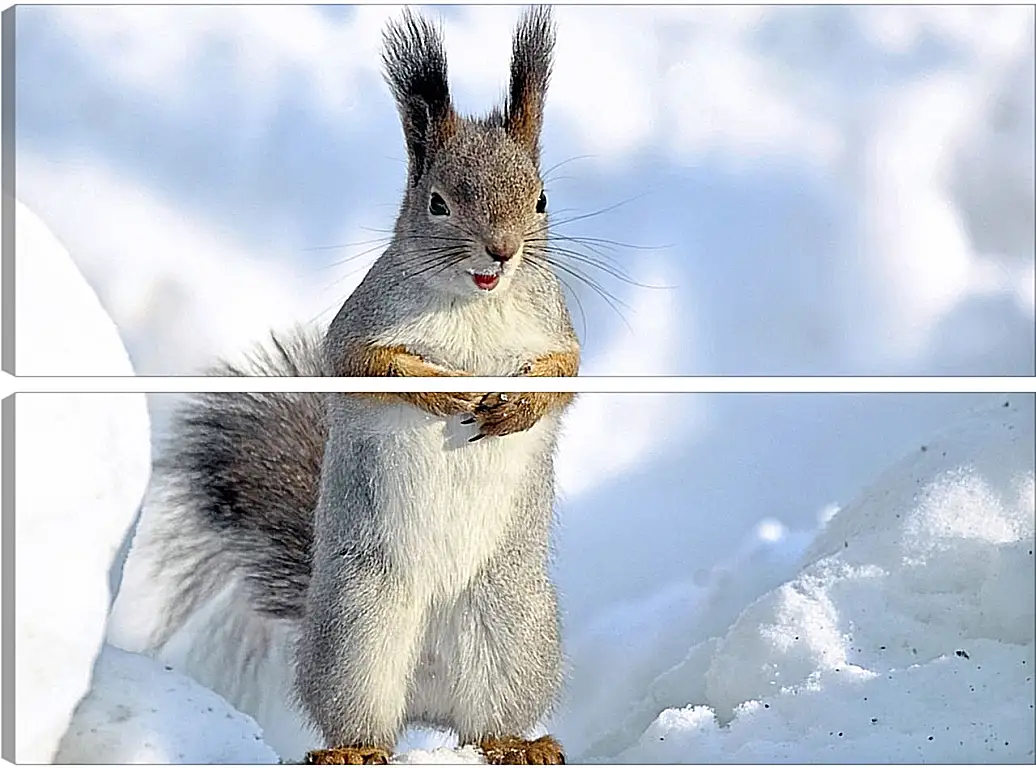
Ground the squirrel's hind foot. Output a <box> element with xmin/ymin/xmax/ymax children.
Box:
<box><xmin>478</xmin><ymin>735</ymin><xmax>565</xmax><ymax>765</ymax></box>
<box><xmin>303</xmin><ymin>746</ymin><xmax>391</xmax><ymax>765</ymax></box>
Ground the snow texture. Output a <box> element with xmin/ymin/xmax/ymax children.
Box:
<box><xmin>573</xmin><ymin>396</ymin><xmax>1035</xmax><ymax>763</ymax></box>
<box><xmin>54</xmin><ymin>645</ymin><xmax>277</xmax><ymax>764</ymax></box>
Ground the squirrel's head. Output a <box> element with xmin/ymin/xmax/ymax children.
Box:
<box><xmin>382</xmin><ymin>7</ymin><xmax>555</xmax><ymax>298</ymax></box>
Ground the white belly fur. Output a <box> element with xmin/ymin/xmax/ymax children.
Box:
<box><xmin>361</xmin><ymin>403</ymin><xmax>554</xmax><ymax>600</ymax></box>
<box><xmin>374</xmin><ymin>289</ymin><xmax>559</xmax><ymax>377</ymax></box>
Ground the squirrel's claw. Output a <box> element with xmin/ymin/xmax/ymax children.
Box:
<box><xmin>467</xmin><ymin>392</ymin><xmax>550</xmax><ymax>440</ymax></box>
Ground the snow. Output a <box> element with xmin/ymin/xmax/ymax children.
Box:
<box><xmin>13</xmin><ymin>200</ymin><xmax>140</xmax><ymax>376</ymax></box>
<box><xmin>13</xmin><ymin>201</ymin><xmax>153</xmax><ymax>762</ymax></box>
<box><xmin>12</xmin><ymin>201</ymin><xmax>276</xmax><ymax>764</ymax></box>
<box><xmin>54</xmin><ymin>645</ymin><xmax>276</xmax><ymax>764</ymax></box>
<box><xmin>569</xmin><ymin>395</ymin><xmax>1034</xmax><ymax>763</ymax></box>
<box><xmin>14</xmin><ymin>390</ymin><xmax>147</xmax><ymax>763</ymax></box>
<box><xmin>391</xmin><ymin>745</ymin><xmax>485</xmax><ymax>765</ymax></box>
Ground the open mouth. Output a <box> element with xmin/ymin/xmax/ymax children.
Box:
<box><xmin>469</xmin><ymin>270</ymin><xmax>501</xmax><ymax>291</ymax></box>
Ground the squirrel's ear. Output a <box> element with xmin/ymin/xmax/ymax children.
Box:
<box><xmin>505</xmin><ymin>6</ymin><xmax>556</xmax><ymax>165</ymax></box>
<box><xmin>382</xmin><ymin>10</ymin><xmax>458</xmax><ymax>186</ymax></box>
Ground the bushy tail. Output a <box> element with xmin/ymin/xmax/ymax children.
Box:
<box><xmin>107</xmin><ymin>326</ymin><xmax>328</xmax><ymax>760</ymax></box>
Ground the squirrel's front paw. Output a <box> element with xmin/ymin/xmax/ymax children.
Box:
<box><xmin>408</xmin><ymin>391</ymin><xmax>482</xmax><ymax>418</ymax></box>
<box><xmin>304</xmin><ymin>746</ymin><xmax>391</xmax><ymax>765</ymax></box>
<box><xmin>462</xmin><ymin>392</ymin><xmax>548</xmax><ymax>441</ymax></box>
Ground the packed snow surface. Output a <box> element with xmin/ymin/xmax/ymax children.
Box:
<box><xmin>55</xmin><ymin>645</ymin><xmax>277</xmax><ymax>764</ymax></box>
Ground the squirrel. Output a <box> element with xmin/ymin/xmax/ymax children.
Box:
<box><xmin>109</xmin><ymin>6</ymin><xmax>579</xmax><ymax>766</ymax></box>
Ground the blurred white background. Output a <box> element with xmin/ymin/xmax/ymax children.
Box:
<box><xmin>14</xmin><ymin>5</ymin><xmax>1035</xmax><ymax>379</ymax></box>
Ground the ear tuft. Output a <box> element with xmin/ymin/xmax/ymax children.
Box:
<box><xmin>382</xmin><ymin>10</ymin><xmax>457</xmax><ymax>186</ymax></box>
<box><xmin>505</xmin><ymin>6</ymin><xmax>556</xmax><ymax>165</ymax></box>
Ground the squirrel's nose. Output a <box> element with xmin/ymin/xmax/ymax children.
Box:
<box><xmin>485</xmin><ymin>242</ymin><xmax>519</xmax><ymax>263</ymax></box>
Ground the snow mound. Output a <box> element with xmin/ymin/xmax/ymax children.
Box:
<box><xmin>55</xmin><ymin>645</ymin><xmax>278</xmax><ymax>764</ymax></box>
<box><xmin>14</xmin><ymin>199</ymin><xmax>138</xmax><ymax>375</ymax></box>
<box><xmin>13</xmin><ymin>201</ymin><xmax>153</xmax><ymax>762</ymax></box>
<box><xmin>557</xmin><ymin>518</ymin><xmax>816</xmax><ymax>760</ymax></box>
<box><xmin>600</xmin><ymin>395</ymin><xmax>1035</xmax><ymax>763</ymax></box>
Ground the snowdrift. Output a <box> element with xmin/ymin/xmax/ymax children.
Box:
<box><xmin>12</xmin><ymin>201</ymin><xmax>273</xmax><ymax>764</ymax></box>
<box><xmin>580</xmin><ymin>395</ymin><xmax>1034</xmax><ymax>763</ymax></box>
<box><xmin>13</xmin><ymin>201</ymin><xmax>152</xmax><ymax>762</ymax></box>
<box><xmin>13</xmin><ymin>200</ymin><xmax>140</xmax><ymax>376</ymax></box>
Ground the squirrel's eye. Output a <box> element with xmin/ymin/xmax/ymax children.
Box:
<box><xmin>429</xmin><ymin>192</ymin><xmax>450</xmax><ymax>217</ymax></box>
<box><xmin>536</xmin><ymin>190</ymin><xmax>547</xmax><ymax>214</ymax></box>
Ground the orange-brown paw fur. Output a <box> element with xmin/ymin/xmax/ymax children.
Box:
<box><xmin>303</xmin><ymin>746</ymin><xmax>391</xmax><ymax>765</ymax></box>
<box><xmin>401</xmin><ymin>391</ymin><xmax>483</xmax><ymax>419</ymax></box>
<box><xmin>478</xmin><ymin>735</ymin><xmax>566</xmax><ymax>765</ymax></box>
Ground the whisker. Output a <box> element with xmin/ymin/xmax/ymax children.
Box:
<box><xmin>391</xmin><ymin>242</ymin><xmax>476</xmax><ymax>271</ymax></box>
<box><xmin>541</xmin><ymin>154</ymin><xmax>597</xmax><ymax>183</ymax></box>
<box><xmin>541</xmin><ymin>246</ymin><xmax>648</xmax><ymax>289</ymax></box>
<box><xmin>526</xmin><ymin>252</ymin><xmax>633</xmax><ymax>331</ymax></box>
<box><xmin>544</xmin><ymin>233</ymin><xmax>671</xmax><ymax>253</ymax></box>
<box><xmin>529</xmin><ymin>234</ymin><xmax>628</xmax><ymax>273</ymax></box>
<box><xmin>534</xmin><ymin>254</ymin><xmax>631</xmax><ymax>310</ymax></box>
<box><xmin>397</xmin><ymin>233</ymin><xmax>475</xmax><ymax>243</ymax></box>
<box><xmin>523</xmin><ymin>255</ymin><xmax>589</xmax><ymax>340</ymax></box>
<box><xmin>320</xmin><ymin>241</ymin><xmax>474</xmax><ymax>292</ymax></box>
<box><xmin>545</xmin><ymin>193</ymin><xmax>650</xmax><ymax>231</ymax></box>
<box><xmin>543</xmin><ymin>206</ymin><xmax>580</xmax><ymax>218</ymax></box>
<box><xmin>359</xmin><ymin>225</ymin><xmax>396</xmax><ymax>235</ymax></box>
<box><xmin>308</xmin><ymin>231</ymin><xmax>481</xmax><ymax>271</ymax></box>
<box><xmin>550</xmin><ymin>264</ymin><xmax>632</xmax><ymax>332</ymax></box>
<box><xmin>542</xmin><ymin>245</ymin><xmax>672</xmax><ymax>291</ymax></box>
<box><xmin>403</xmin><ymin>250</ymin><xmax>471</xmax><ymax>281</ymax></box>
<box><xmin>302</xmin><ymin>236</ymin><xmax>392</xmax><ymax>253</ymax></box>
<box><xmin>406</xmin><ymin>256</ymin><xmax>470</xmax><ymax>284</ymax></box>
<box><xmin>538</xmin><ymin>240</ymin><xmax>628</xmax><ymax>279</ymax></box>
<box><xmin>315</xmin><ymin>241</ymin><xmax>394</xmax><ymax>271</ymax></box>
<box><xmin>318</xmin><ymin>260</ymin><xmax>379</xmax><ymax>299</ymax></box>
<box><xmin>442</xmin><ymin>217</ymin><xmax>483</xmax><ymax>246</ymax></box>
